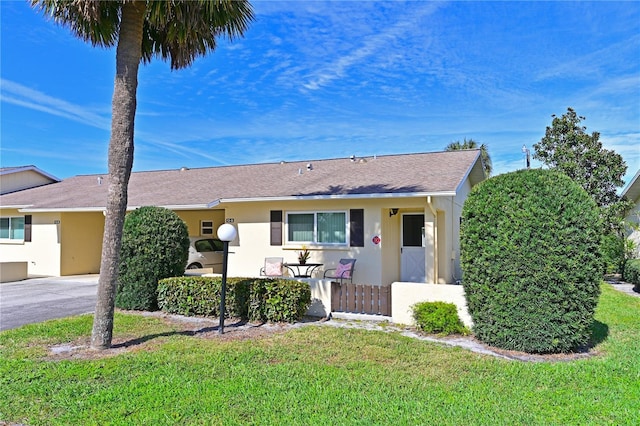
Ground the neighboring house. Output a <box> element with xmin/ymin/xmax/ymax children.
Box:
<box><xmin>0</xmin><ymin>165</ymin><xmax>60</xmax><ymax>195</ymax></box>
<box><xmin>0</xmin><ymin>150</ymin><xmax>485</xmax><ymax>284</ymax></box>
<box><xmin>622</xmin><ymin>169</ymin><xmax>640</xmax><ymax>258</ymax></box>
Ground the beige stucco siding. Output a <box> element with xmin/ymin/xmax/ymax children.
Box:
<box><xmin>452</xmin><ymin>179</ymin><xmax>473</xmax><ymax>281</ymax></box>
<box><xmin>381</xmin><ymin>210</ymin><xmax>401</xmax><ymax>286</ymax></box>
<box><xmin>626</xmin><ymin>200</ymin><xmax>640</xmax><ymax>258</ymax></box>
<box><xmin>60</xmin><ymin>212</ymin><xmax>104</xmax><ymax>275</ymax></box>
<box><xmin>223</xmin><ymin>199</ymin><xmax>388</xmax><ymax>284</ymax></box>
<box><xmin>56</xmin><ymin>209</ymin><xmax>227</xmax><ymax>275</ymax></box>
<box><xmin>1</xmin><ymin>186</ymin><xmax>469</xmax><ymax>282</ymax></box>
<box><xmin>0</xmin><ymin>170</ymin><xmax>54</xmax><ymax>194</ymax></box>
<box><xmin>0</xmin><ymin>209</ymin><xmax>62</xmax><ymax>276</ymax></box>
<box><xmin>176</xmin><ymin>210</ymin><xmax>225</xmax><ymax>237</ymax></box>
<box><xmin>221</xmin><ymin>196</ymin><xmax>459</xmax><ymax>286</ymax></box>
<box><xmin>222</xmin><ymin>199</ymin><xmax>377</xmax><ymax>283</ymax></box>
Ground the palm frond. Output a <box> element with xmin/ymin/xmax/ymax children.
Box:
<box><xmin>31</xmin><ymin>0</ymin><xmax>121</xmax><ymax>47</ymax></box>
<box><xmin>143</xmin><ymin>0</ymin><xmax>255</xmax><ymax>69</ymax></box>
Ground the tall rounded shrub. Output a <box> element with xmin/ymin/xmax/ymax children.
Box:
<box><xmin>116</xmin><ymin>206</ymin><xmax>189</xmax><ymax>311</ymax></box>
<box><xmin>461</xmin><ymin>169</ymin><xmax>602</xmax><ymax>353</ymax></box>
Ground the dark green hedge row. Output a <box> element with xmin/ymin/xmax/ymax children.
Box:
<box><xmin>157</xmin><ymin>276</ymin><xmax>311</xmax><ymax>323</ymax></box>
<box><xmin>461</xmin><ymin>169</ymin><xmax>602</xmax><ymax>354</ymax></box>
<box><xmin>157</xmin><ymin>276</ymin><xmax>251</xmax><ymax>318</ymax></box>
<box><xmin>623</xmin><ymin>259</ymin><xmax>640</xmax><ymax>292</ymax></box>
<box><xmin>411</xmin><ymin>301</ymin><xmax>468</xmax><ymax>335</ymax></box>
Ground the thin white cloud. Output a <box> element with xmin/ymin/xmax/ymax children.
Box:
<box><xmin>302</xmin><ymin>2</ymin><xmax>442</xmax><ymax>91</ymax></box>
<box><xmin>536</xmin><ymin>34</ymin><xmax>640</xmax><ymax>81</ymax></box>
<box><xmin>0</xmin><ymin>79</ymin><xmax>111</xmax><ymax>130</ymax></box>
<box><xmin>0</xmin><ymin>78</ymin><xmax>235</xmax><ymax>166</ymax></box>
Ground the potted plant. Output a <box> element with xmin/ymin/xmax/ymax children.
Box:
<box><xmin>298</xmin><ymin>246</ymin><xmax>311</xmax><ymax>265</ymax></box>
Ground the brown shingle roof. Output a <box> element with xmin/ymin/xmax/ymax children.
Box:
<box><xmin>0</xmin><ymin>150</ymin><xmax>483</xmax><ymax>211</ymax></box>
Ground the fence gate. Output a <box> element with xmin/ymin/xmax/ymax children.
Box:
<box><xmin>330</xmin><ymin>282</ymin><xmax>391</xmax><ymax>316</ymax></box>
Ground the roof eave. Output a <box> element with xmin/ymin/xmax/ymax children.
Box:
<box><xmin>0</xmin><ymin>204</ymin><xmax>33</xmax><ymax>210</ymax></box>
<box><xmin>455</xmin><ymin>150</ymin><xmax>486</xmax><ymax>194</ymax></box>
<box><xmin>216</xmin><ymin>191</ymin><xmax>457</xmax><ymax>204</ymax></box>
<box><xmin>19</xmin><ymin>204</ymin><xmax>211</xmax><ymax>213</ymax></box>
<box><xmin>621</xmin><ymin>169</ymin><xmax>640</xmax><ymax>202</ymax></box>
<box><xmin>0</xmin><ymin>165</ymin><xmax>61</xmax><ymax>182</ymax></box>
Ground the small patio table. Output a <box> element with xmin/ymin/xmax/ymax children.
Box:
<box><xmin>284</xmin><ymin>262</ymin><xmax>323</xmax><ymax>278</ymax></box>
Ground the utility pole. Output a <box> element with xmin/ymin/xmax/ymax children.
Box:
<box><xmin>522</xmin><ymin>145</ymin><xmax>531</xmax><ymax>169</ymax></box>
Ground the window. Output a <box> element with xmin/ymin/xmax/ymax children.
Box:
<box><xmin>200</xmin><ymin>220</ymin><xmax>214</xmax><ymax>235</ymax></box>
<box><xmin>194</xmin><ymin>238</ymin><xmax>223</xmax><ymax>252</ymax></box>
<box><xmin>287</xmin><ymin>211</ymin><xmax>347</xmax><ymax>245</ymax></box>
<box><xmin>1</xmin><ymin>217</ymin><xmax>25</xmax><ymax>240</ymax></box>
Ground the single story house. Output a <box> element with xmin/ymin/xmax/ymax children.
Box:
<box><xmin>622</xmin><ymin>169</ymin><xmax>640</xmax><ymax>258</ymax></box>
<box><xmin>0</xmin><ymin>150</ymin><xmax>485</xmax><ymax>286</ymax></box>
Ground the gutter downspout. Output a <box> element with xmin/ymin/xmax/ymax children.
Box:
<box><xmin>427</xmin><ymin>196</ymin><xmax>438</xmax><ymax>284</ymax></box>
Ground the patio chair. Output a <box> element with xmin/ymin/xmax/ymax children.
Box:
<box><xmin>323</xmin><ymin>258</ymin><xmax>356</xmax><ymax>284</ymax></box>
<box><xmin>260</xmin><ymin>257</ymin><xmax>286</xmax><ymax>277</ymax></box>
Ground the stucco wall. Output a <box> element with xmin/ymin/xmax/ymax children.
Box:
<box><xmin>307</xmin><ymin>280</ymin><xmax>473</xmax><ymax>327</ymax></box>
<box><xmin>60</xmin><ymin>212</ymin><xmax>104</xmax><ymax>275</ymax></box>
<box><xmin>0</xmin><ymin>209</ymin><xmax>62</xmax><ymax>276</ymax></box>
<box><xmin>626</xmin><ymin>200</ymin><xmax>640</xmax><ymax>258</ymax></box>
<box><xmin>391</xmin><ymin>282</ymin><xmax>472</xmax><ymax>327</ymax></box>
<box><xmin>220</xmin><ymin>196</ymin><xmax>463</xmax><ymax>286</ymax></box>
<box><xmin>176</xmin><ymin>210</ymin><xmax>226</xmax><ymax>237</ymax></box>
<box><xmin>307</xmin><ymin>279</ymin><xmax>333</xmax><ymax>317</ymax></box>
<box><xmin>452</xmin><ymin>179</ymin><xmax>473</xmax><ymax>282</ymax></box>
<box><xmin>223</xmin><ymin>199</ymin><xmax>384</xmax><ymax>283</ymax></box>
<box><xmin>0</xmin><ymin>262</ymin><xmax>28</xmax><ymax>282</ymax></box>
<box><xmin>0</xmin><ymin>170</ymin><xmax>54</xmax><ymax>194</ymax></box>
<box><xmin>222</xmin><ymin>198</ymin><xmax>456</xmax><ymax>286</ymax></box>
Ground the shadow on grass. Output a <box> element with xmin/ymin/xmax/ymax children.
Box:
<box><xmin>589</xmin><ymin>319</ymin><xmax>609</xmax><ymax>348</ymax></box>
<box><xmin>110</xmin><ymin>318</ymin><xmax>262</xmax><ymax>349</ymax></box>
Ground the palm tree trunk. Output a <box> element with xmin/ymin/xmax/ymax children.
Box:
<box><xmin>91</xmin><ymin>1</ymin><xmax>146</xmax><ymax>350</ymax></box>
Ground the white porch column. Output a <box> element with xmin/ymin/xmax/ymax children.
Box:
<box><xmin>424</xmin><ymin>206</ymin><xmax>436</xmax><ymax>284</ymax></box>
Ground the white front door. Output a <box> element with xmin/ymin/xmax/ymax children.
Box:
<box><xmin>401</xmin><ymin>214</ymin><xmax>426</xmax><ymax>282</ymax></box>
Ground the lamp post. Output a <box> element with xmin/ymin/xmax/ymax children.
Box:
<box><xmin>522</xmin><ymin>145</ymin><xmax>531</xmax><ymax>169</ymax></box>
<box><xmin>217</xmin><ymin>223</ymin><xmax>237</xmax><ymax>334</ymax></box>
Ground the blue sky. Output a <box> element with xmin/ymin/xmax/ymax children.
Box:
<box><xmin>1</xmin><ymin>1</ymin><xmax>639</xmax><ymax>188</ymax></box>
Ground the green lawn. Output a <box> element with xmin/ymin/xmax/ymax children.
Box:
<box><xmin>1</xmin><ymin>284</ymin><xmax>639</xmax><ymax>425</ymax></box>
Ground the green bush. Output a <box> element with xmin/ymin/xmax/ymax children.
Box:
<box><xmin>461</xmin><ymin>169</ymin><xmax>602</xmax><ymax>354</ymax></box>
<box><xmin>157</xmin><ymin>276</ymin><xmax>251</xmax><ymax>318</ymax></box>
<box><xmin>158</xmin><ymin>276</ymin><xmax>311</xmax><ymax>323</ymax></box>
<box><xmin>249</xmin><ymin>279</ymin><xmax>311</xmax><ymax>323</ymax></box>
<box><xmin>623</xmin><ymin>259</ymin><xmax>640</xmax><ymax>292</ymax></box>
<box><xmin>116</xmin><ymin>206</ymin><xmax>189</xmax><ymax>311</ymax></box>
<box><xmin>411</xmin><ymin>301</ymin><xmax>468</xmax><ymax>335</ymax></box>
<box><xmin>601</xmin><ymin>232</ymin><xmax>625</xmax><ymax>275</ymax></box>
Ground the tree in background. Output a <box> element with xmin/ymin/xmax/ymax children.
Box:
<box><xmin>533</xmin><ymin>107</ymin><xmax>633</xmax><ymax>274</ymax></box>
<box><xmin>32</xmin><ymin>0</ymin><xmax>254</xmax><ymax>349</ymax></box>
<box><xmin>533</xmin><ymin>108</ymin><xmax>631</xmax><ymax>229</ymax></box>
<box><xmin>445</xmin><ymin>138</ymin><xmax>492</xmax><ymax>177</ymax></box>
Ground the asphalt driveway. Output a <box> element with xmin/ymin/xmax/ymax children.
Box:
<box><xmin>0</xmin><ymin>275</ymin><xmax>98</xmax><ymax>331</ymax></box>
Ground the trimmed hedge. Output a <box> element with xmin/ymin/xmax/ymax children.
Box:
<box><xmin>158</xmin><ymin>276</ymin><xmax>311</xmax><ymax>323</ymax></box>
<box><xmin>411</xmin><ymin>301</ymin><xmax>468</xmax><ymax>335</ymax></box>
<box><xmin>623</xmin><ymin>259</ymin><xmax>640</xmax><ymax>292</ymax></box>
<box><xmin>158</xmin><ymin>276</ymin><xmax>251</xmax><ymax>318</ymax></box>
<box><xmin>248</xmin><ymin>279</ymin><xmax>311</xmax><ymax>323</ymax></box>
<box><xmin>461</xmin><ymin>169</ymin><xmax>602</xmax><ymax>354</ymax></box>
<box><xmin>116</xmin><ymin>206</ymin><xmax>189</xmax><ymax>311</ymax></box>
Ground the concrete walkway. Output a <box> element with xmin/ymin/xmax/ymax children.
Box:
<box><xmin>0</xmin><ymin>275</ymin><xmax>98</xmax><ymax>331</ymax></box>
<box><xmin>605</xmin><ymin>277</ymin><xmax>639</xmax><ymax>298</ymax></box>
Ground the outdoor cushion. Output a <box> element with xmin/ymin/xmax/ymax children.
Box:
<box><xmin>265</xmin><ymin>261</ymin><xmax>282</xmax><ymax>276</ymax></box>
<box><xmin>335</xmin><ymin>262</ymin><xmax>352</xmax><ymax>278</ymax></box>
